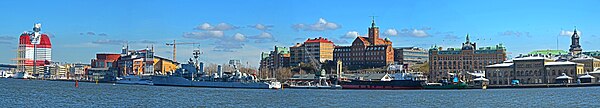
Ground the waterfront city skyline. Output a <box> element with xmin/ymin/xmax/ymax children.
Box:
<box><xmin>0</xmin><ymin>0</ymin><xmax>599</xmax><ymax>67</ymax></box>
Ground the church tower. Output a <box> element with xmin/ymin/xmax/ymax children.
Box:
<box><xmin>368</xmin><ymin>16</ymin><xmax>379</xmax><ymax>44</ymax></box>
<box><xmin>569</xmin><ymin>28</ymin><xmax>582</xmax><ymax>55</ymax></box>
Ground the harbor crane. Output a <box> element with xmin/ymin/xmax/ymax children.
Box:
<box><xmin>165</xmin><ymin>40</ymin><xmax>199</xmax><ymax>62</ymax></box>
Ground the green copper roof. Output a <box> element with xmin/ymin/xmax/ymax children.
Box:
<box><xmin>583</xmin><ymin>51</ymin><xmax>600</xmax><ymax>56</ymax></box>
<box><xmin>528</xmin><ymin>50</ymin><xmax>567</xmax><ymax>55</ymax></box>
<box><xmin>261</xmin><ymin>52</ymin><xmax>271</xmax><ymax>59</ymax></box>
<box><xmin>275</xmin><ymin>46</ymin><xmax>290</xmax><ymax>54</ymax></box>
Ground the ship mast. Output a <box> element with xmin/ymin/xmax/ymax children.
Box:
<box><xmin>31</xmin><ymin>23</ymin><xmax>42</xmax><ymax>78</ymax></box>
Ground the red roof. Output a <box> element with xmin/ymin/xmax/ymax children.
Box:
<box><xmin>18</xmin><ymin>33</ymin><xmax>52</xmax><ymax>48</ymax></box>
<box><xmin>305</xmin><ymin>37</ymin><xmax>333</xmax><ymax>43</ymax></box>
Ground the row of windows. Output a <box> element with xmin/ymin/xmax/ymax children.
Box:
<box><xmin>488</xmin><ymin>69</ymin><xmax>577</xmax><ymax>77</ymax></box>
<box><xmin>335</xmin><ymin>57</ymin><xmax>385</xmax><ymax>61</ymax></box>
<box><xmin>333</xmin><ymin>47</ymin><xmax>387</xmax><ymax>51</ymax></box>
<box><xmin>431</xmin><ymin>66</ymin><xmax>486</xmax><ymax>70</ymax></box>
<box><xmin>432</xmin><ymin>56</ymin><xmax>503</xmax><ymax>60</ymax></box>
<box><xmin>335</xmin><ymin>52</ymin><xmax>386</xmax><ymax>57</ymax></box>
<box><xmin>342</xmin><ymin>62</ymin><xmax>387</xmax><ymax>65</ymax></box>
<box><xmin>432</xmin><ymin>61</ymin><xmax>500</xmax><ymax>65</ymax></box>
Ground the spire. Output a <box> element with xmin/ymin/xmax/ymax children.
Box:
<box><xmin>466</xmin><ymin>34</ymin><xmax>470</xmax><ymax>43</ymax></box>
<box><xmin>573</xmin><ymin>26</ymin><xmax>578</xmax><ymax>35</ymax></box>
<box><xmin>370</xmin><ymin>16</ymin><xmax>376</xmax><ymax>28</ymax></box>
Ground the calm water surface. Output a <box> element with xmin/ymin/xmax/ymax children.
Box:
<box><xmin>1</xmin><ymin>78</ymin><xmax>599</xmax><ymax>107</ymax></box>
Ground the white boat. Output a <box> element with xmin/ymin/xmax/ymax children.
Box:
<box><xmin>13</xmin><ymin>72</ymin><xmax>34</xmax><ymax>79</ymax></box>
<box><xmin>0</xmin><ymin>71</ymin><xmax>13</xmax><ymax>78</ymax></box>
<box><xmin>116</xmin><ymin>76</ymin><xmax>153</xmax><ymax>85</ymax></box>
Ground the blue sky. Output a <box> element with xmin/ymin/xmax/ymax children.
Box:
<box><xmin>0</xmin><ymin>0</ymin><xmax>599</xmax><ymax>67</ymax></box>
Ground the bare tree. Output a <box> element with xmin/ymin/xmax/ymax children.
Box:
<box><xmin>274</xmin><ymin>67</ymin><xmax>293</xmax><ymax>81</ymax></box>
<box><xmin>257</xmin><ymin>68</ymin><xmax>270</xmax><ymax>79</ymax></box>
<box><xmin>203</xmin><ymin>63</ymin><xmax>219</xmax><ymax>75</ymax></box>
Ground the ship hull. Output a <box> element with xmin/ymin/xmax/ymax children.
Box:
<box><xmin>423</xmin><ymin>82</ymin><xmax>468</xmax><ymax>89</ymax></box>
<box><xmin>285</xmin><ymin>85</ymin><xmax>342</xmax><ymax>89</ymax></box>
<box><xmin>340</xmin><ymin>80</ymin><xmax>425</xmax><ymax>90</ymax></box>
<box><xmin>152</xmin><ymin>76</ymin><xmax>278</xmax><ymax>89</ymax></box>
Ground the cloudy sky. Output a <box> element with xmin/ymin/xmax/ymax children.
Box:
<box><xmin>0</xmin><ymin>0</ymin><xmax>599</xmax><ymax>67</ymax></box>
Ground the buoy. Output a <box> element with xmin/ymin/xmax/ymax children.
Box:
<box><xmin>75</xmin><ymin>80</ymin><xmax>79</xmax><ymax>88</ymax></box>
<box><xmin>96</xmin><ymin>80</ymin><xmax>98</xmax><ymax>84</ymax></box>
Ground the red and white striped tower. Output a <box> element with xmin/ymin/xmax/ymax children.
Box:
<box><xmin>16</xmin><ymin>23</ymin><xmax>52</xmax><ymax>77</ymax></box>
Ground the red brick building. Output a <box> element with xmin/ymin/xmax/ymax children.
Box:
<box><xmin>91</xmin><ymin>54</ymin><xmax>121</xmax><ymax>68</ymax></box>
<box><xmin>334</xmin><ymin>19</ymin><xmax>394</xmax><ymax>69</ymax></box>
<box><xmin>90</xmin><ymin>53</ymin><xmax>121</xmax><ymax>81</ymax></box>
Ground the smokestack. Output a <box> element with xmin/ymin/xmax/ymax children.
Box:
<box><xmin>199</xmin><ymin>62</ymin><xmax>204</xmax><ymax>74</ymax></box>
<box><xmin>217</xmin><ymin>64</ymin><xmax>223</xmax><ymax>78</ymax></box>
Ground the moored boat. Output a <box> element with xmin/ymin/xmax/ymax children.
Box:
<box><xmin>339</xmin><ymin>73</ymin><xmax>426</xmax><ymax>90</ymax></box>
<box><xmin>285</xmin><ymin>70</ymin><xmax>343</xmax><ymax>89</ymax></box>
<box><xmin>423</xmin><ymin>82</ymin><xmax>468</xmax><ymax>89</ymax></box>
<box><xmin>116</xmin><ymin>75</ymin><xmax>153</xmax><ymax>85</ymax></box>
<box><xmin>152</xmin><ymin>62</ymin><xmax>281</xmax><ymax>89</ymax></box>
<box><xmin>13</xmin><ymin>72</ymin><xmax>34</xmax><ymax>79</ymax></box>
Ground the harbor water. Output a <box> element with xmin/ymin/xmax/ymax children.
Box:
<box><xmin>1</xmin><ymin>78</ymin><xmax>599</xmax><ymax>107</ymax></box>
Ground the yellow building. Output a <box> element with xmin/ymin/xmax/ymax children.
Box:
<box><xmin>485</xmin><ymin>56</ymin><xmax>585</xmax><ymax>85</ymax></box>
<box><xmin>153</xmin><ymin>56</ymin><xmax>179</xmax><ymax>75</ymax></box>
<box><xmin>125</xmin><ymin>55</ymin><xmax>179</xmax><ymax>76</ymax></box>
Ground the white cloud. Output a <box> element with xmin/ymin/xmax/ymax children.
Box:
<box><xmin>233</xmin><ymin>33</ymin><xmax>246</xmax><ymax>42</ymax></box>
<box><xmin>249</xmin><ymin>24</ymin><xmax>273</xmax><ymax>31</ymax></box>
<box><xmin>559</xmin><ymin>30</ymin><xmax>579</xmax><ymax>36</ymax></box>
<box><xmin>182</xmin><ymin>31</ymin><xmax>225</xmax><ymax>39</ymax></box>
<box><xmin>198</xmin><ymin>23</ymin><xmax>212</xmax><ymax>30</ymax></box>
<box><xmin>250</xmin><ymin>32</ymin><xmax>273</xmax><ymax>39</ymax></box>
<box><xmin>139</xmin><ymin>40</ymin><xmax>157</xmax><ymax>44</ymax></box>
<box><xmin>384</xmin><ymin>29</ymin><xmax>398</xmax><ymax>36</ymax></box>
<box><xmin>292</xmin><ymin>18</ymin><xmax>341</xmax><ymax>31</ymax></box>
<box><xmin>499</xmin><ymin>31</ymin><xmax>530</xmax><ymax>37</ymax></box>
<box><xmin>328</xmin><ymin>38</ymin><xmax>349</xmax><ymax>44</ymax></box>
<box><xmin>411</xmin><ymin>29</ymin><xmax>428</xmax><ymax>37</ymax></box>
<box><xmin>91</xmin><ymin>39</ymin><xmax>128</xmax><ymax>45</ymax></box>
<box><xmin>341</xmin><ymin>31</ymin><xmax>360</xmax><ymax>39</ymax></box>
<box><xmin>212</xmin><ymin>40</ymin><xmax>245</xmax><ymax>52</ymax></box>
<box><xmin>397</xmin><ymin>28</ymin><xmax>430</xmax><ymax>37</ymax></box>
<box><xmin>0</xmin><ymin>36</ymin><xmax>16</xmax><ymax>40</ymax></box>
<box><xmin>194</xmin><ymin>23</ymin><xmax>238</xmax><ymax>31</ymax></box>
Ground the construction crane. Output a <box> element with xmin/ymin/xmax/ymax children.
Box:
<box><xmin>165</xmin><ymin>40</ymin><xmax>199</xmax><ymax>62</ymax></box>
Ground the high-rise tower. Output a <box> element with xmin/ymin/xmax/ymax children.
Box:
<box><xmin>16</xmin><ymin>23</ymin><xmax>52</xmax><ymax>76</ymax></box>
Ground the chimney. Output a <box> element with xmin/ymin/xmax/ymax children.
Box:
<box><xmin>217</xmin><ymin>64</ymin><xmax>223</xmax><ymax>78</ymax></box>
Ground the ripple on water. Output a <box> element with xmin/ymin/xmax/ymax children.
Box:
<box><xmin>1</xmin><ymin>78</ymin><xmax>600</xmax><ymax>107</ymax></box>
